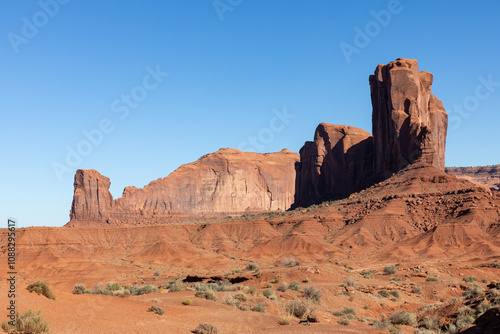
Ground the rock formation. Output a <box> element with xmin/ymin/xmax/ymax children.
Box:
<box><xmin>370</xmin><ymin>58</ymin><xmax>448</xmax><ymax>178</ymax></box>
<box><xmin>294</xmin><ymin>123</ymin><xmax>373</xmax><ymax>207</ymax></box>
<box><xmin>69</xmin><ymin>58</ymin><xmax>453</xmax><ymax>224</ymax></box>
<box><xmin>68</xmin><ymin>148</ymin><xmax>299</xmax><ymax>226</ymax></box>
<box><xmin>294</xmin><ymin>58</ymin><xmax>448</xmax><ymax>205</ymax></box>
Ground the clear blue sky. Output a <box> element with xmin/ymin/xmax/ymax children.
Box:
<box><xmin>1</xmin><ymin>1</ymin><xmax>499</xmax><ymax>227</ymax></box>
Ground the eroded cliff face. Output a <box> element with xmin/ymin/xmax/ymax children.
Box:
<box><xmin>370</xmin><ymin>58</ymin><xmax>448</xmax><ymax>178</ymax></box>
<box><xmin>70</xmin><ymin>169</ymin><xmax>113</xmax><ymax>221</ymax></box>
<box><xmin>294</xmin><ymin>123</ymin><xmax>373</xmax><ymax>207</ymax></box>
<box><xmin>67</xmin><ymin>148</ymin><xmax>299</xmax><ymax>226</ymax></box>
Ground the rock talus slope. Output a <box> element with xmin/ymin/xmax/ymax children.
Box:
<box><xmin>68</xmin><ymin>148</ymin><xmax>299</xmax><ymax>226</ymax></box>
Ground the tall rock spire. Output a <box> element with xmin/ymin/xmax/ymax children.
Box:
<box><xmin>370</xmin><ymin>58</ymin><xmax>448</xmax><ymax>178</ymax></box>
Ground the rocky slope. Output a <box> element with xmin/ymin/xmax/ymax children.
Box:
<box><xmin>68</xmin><ymin>148</ymin><xmax>299</xmax><ymax>226</ymax></box>
<box><xmin>446</xmin><ymin>165</ymin><xmax>500</xmax><ymax>192</ymax></box>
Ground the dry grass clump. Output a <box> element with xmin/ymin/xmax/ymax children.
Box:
<box><xmin>286</xmin><ymin>299</ymin><xmax>312</xmax><ymax>319</ymax></box>
<box><xmin>195</xmin><ymin>291</ymin><xmax>218</xmax><ymax>301</ymax></box>
<box><xmin>1</xmin><ymin>309</ymin><xmax>50</xmax><ymax>334</ymax></box>
<box><xmin>303</xmin><ymin>286</ymin><xmax>322</xmax><ymax>303</ymax></box>
<box><xmin>384</xmin><ymin>265</ymin><xmax>398</xmax><ymax>275</ymax></box>
<box><xmin>193</xmin><ymin>323</ymin><xmax>221</xmax><ymax>334</ymax></box>
<box><xmin>147</xmin><ymin>305</ymin><xmax>165</xmax><ymax>315</ymax></box>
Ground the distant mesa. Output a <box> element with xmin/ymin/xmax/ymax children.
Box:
<box><xmin>446</xmin><ymin>165</ymin><xmax>500</xmax><ymax>192</ymax></box>
<box><xmin>68</xmin><ymin>58</ymin><xmax>495</xmax><ymax>227</ymax></box>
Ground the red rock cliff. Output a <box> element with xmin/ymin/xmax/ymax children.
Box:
<box><xmin>294</xmin><ymin>123</ymin><xmax>373</xmax><ymax>207</ymax></box>
<box><xmin>67</xmin><ymin>148</ymin><xmax>299</xmax><ymax>226</ymax></box>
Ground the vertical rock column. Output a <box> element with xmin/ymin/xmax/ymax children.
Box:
<box><xmin>370</xmin><ymin>58</ymin><xmax>448</xmax><ymax>178</ymax></box>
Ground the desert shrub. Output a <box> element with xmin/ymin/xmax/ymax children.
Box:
<box><xmin>166</xmin><ymin>280</ymin><xmax>186</xmax><ymax>292</ymax></box>
<box><xmin>90</xmin><ymin>284</ymin><xmax>113</xmax><ymax>296</ymax></box>
<box><xmin>289</xmin><ymin>280</ymin><xmax>300</xmax><ymax>291</ymax></box>
<box><xmin>195</xmin><ymin>291</ymin><xmax>217</xmax><ymax>301</ymax></box>
<box><xmin>456</xmin><ymin>315</ymin><xmax>474</xmax><ymax>329</ymax></box>
<box><xmin>262</xmin><ymin>289</ymin><xmax>276</xmax><ymax>300</ymax></box>
<box><xmin>343</xmin><ymin>307</ymin><xmax>356</xmax><ymax>316</ymax></box>
<box><xmin>193</xmin><ymin>323</ymin><xmax>221</xmax><ymax>334</ymax></box>
<box><xmin>378</xmin><ymin>289</ymin><xmax>390</xmax><ymax>297</ymax></box>
<box><xmin>414</xmin><ymin>330</ymin><xmax>435</xmax><ymax>334</ymax></box>
<box><xmin>446</xmin><ymin>323</ymin><xmax>458</xmax><ymax>334</ymax></box>
<box><xmin>303</xmin><ymin>277</ymin><xmax>311</xmax><ymax>283</ymax></box>
<box><xmin>253</xmin><ymin>304</ymin><xmax>266</xmax><ymax>313</ymax></box>
<box><xmin>476</xmin><ymin>301</ymin><xmax>491</xmax><ymax>315</ymax></box>
<box><xmin>277</xmin><ymin>283</ymin><xmax>287</xmax><ymax>292</ymax></box>
<box><xmin>134</xmin><ymin>285</ymin><xmax>159</xmax><ymax>295</ymax></box>
<box><xmin>463</xmin><ymin>286</ymin><xmax>483</xmax><ymax>299</ymax></box>
<box><xmin>245</xmin><ymin>263</ymin><xmax>259</xmax><ymax>271</ymax></box>
<box><xmin>271</xmin><ymin>276</ymin><xmax>280</xmax><ymax>284</ymax></box>
<box><xmin>372</xmin><ymin>318</ymin><xmax>391</xmax><ymax>330</ymax></box>
<box><xmin>389</xmin><ymin>290</ymin><xmax>400</xmax><ymax>298</ymax></box>
<box><xmin>458</xmin><ymin>306</ymin><xmax>472</xmax><ymax>317</ymax></box>
<box><xmin>426</xmin><ymin>277</ymin><xmax>439</xmax><ymax>282</ymax></box>
<box><xmin>463</xmin><ymin>276</ymin><xmax>478</xmax><ymax>283</ymax></box>
<box><xmin>211</xmin><ymin>280</ymin><xmax>231</xmax><ymax>292</ymax></box>
<box><xmin>183</xmin><ymin>299</ymin><xmax>192</xmax><ymax>305</ymax></box>
<box><xmin>389</xmin><ymin>311</ymin><xmax>416</xmax><ymax>326</ymax></box>
<box><xmin>338</xmin><ymin>317</ymin><xmax>350</xmax><ymax>326</ymax></box>
<box><xmin>363</xmin><ymin>272</ymin><xmax>373</xmax><ymax>279</ymax></box>
<box><xmin>303</xmin><ymin>286</ymin><xmax>322</xmax><ymax>303</ymax></box>
<box><xmin>282</xmin><ymin>257</ymin><xmax>301</xmax><ymax>267</ymax></box>
<box><xmin>107</xmin><ymin>282</ymin><xmax>122</xmax><ymax>291</ymax></box>
<box><xmin>1</xmin><ymin>309</ymin><xmax>50</xmax><ymax>334</ymax></box>
<box><xmin>384</xmin><ymin>265</ymin><xmax>398</xmax><ymax>275</ymax></box>
<box><xmin>422</xmin><ymin>317</ymin><xmax>439</xmax><ymax>330</ymax></box>
<box><xmin>154</xmin><ymin>271</ymin><xmax>161</xmax><ymax>276</ymax></box>
<box><xmin>286</xmin><ymin>299</ymin><xmax>311</xmax><ymax>319</ymax></box>
<box><xmin>72</xmin><ymin>283</ymin><xmax>89</xmax><ymax>295</ymax></box>
<box><xmin>193</xmin><ymin>283</ymin><xmax>213</xmax><ymax>291</ymax></box>
<box><xmin>344</xmin><ymin>277</ymin><xmax>358</xmax><ymax>287</ymax></box>
<box><xmin>390</xmin><ymin>277</ymin><xmax>402</xmax><ymax>282</ymax></box>
<box><xmin>26</xmin><ymin>282</ymin><xmax>55</xmax><ymax>300</ymax></box>
<box><xmin>223</xmin><ymin>296</ymin><xmax>242</xmax><ymax>309</ymax></box>
<box><xmin>233</xmin><ymin>293</ymin><xmax>247</xmax><ymax>302</ymax></box>
<box><xmin>147</xmin><ymin>305</ymin><xmax>165</xmax><ymax>315</ymax></box>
